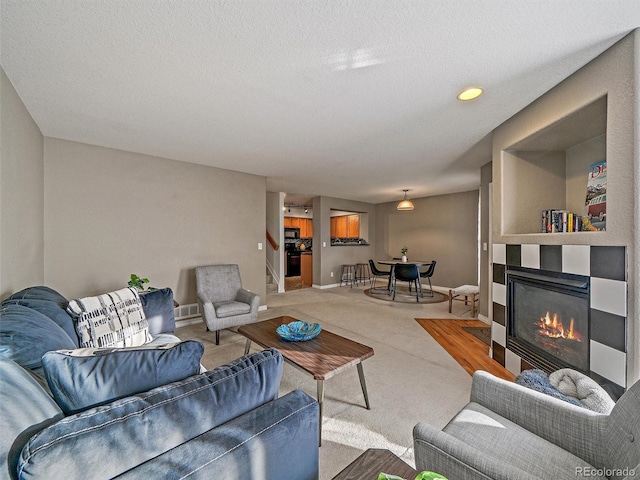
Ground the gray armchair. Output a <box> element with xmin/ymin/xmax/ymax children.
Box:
<box><xmin>195</xmin><ymin>264</ymin><xmax>260</xmax><ymax>345</ymax></box>
<box><xmin>414</xmin><ymin>370</ymin><xmax>640</xmax><ymax>480</ymax></box>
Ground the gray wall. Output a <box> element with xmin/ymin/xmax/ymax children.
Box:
<box><xmin>313</xmin><ymin>196</ymin><xmax>376</xmax><ymax>286</ymax></box>
<box><xmin>492</xmin><ymin>31</ymin><xmax>639</xmax><ymax>384</ymax></box>
<box><xmin>43</xmin><ymin>138</ymin><xmax>267</xmax><ymax>305</ymax></box>
<box><xmin>374</xmin><ymin>190</ymin><xmax>479</xmax><ymax>289</ymax></box>
<box><xmin>479</xmin><ymin>162</ymin><xmax>492</xmax><ymax>318</ymax></box>
<box><xmin>0</xmin><ymin>67</ymin><xmax>45</xmax><ymax>298</ymax></box>
<box><xmin>266</xmin><ymin>191</ymin><xmax>284</xmax><ymax>291</ymax></box>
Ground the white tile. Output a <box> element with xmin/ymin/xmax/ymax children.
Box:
<box><xmin>493</xmin><ymin>243</ymin><xmax>506</xmax><ymax>265</ymax></box>
<box><xmin>506</xmin><ymin>349</ymin><xmax>522</xmax><ymax>376</ymax></box>
<box><xmin>521</xmin><ymin>244</ymin><xmax>540</xmax><ymax>269</ymax></box>
<box><xmin>562</xmin><ymin>245</ymin><xmax>590</xmax><ymax>276</ymax></box>
<box><xmin>591</xmin><ymin>277</ymin><xmax>627</xmax><ymax>317</ymax></box>
<box><xmin>492</xmin><ymin>283</ymin><xmax>506</xmax><ymax>306</ymax></box>
<box><xmin>491</xmin><ymin>321</ymin><xmax>506</xmax><ymax>347</ymax></box>
<box><xmin>591</xmin><ymin>341</ymin><xmax>626</xmax><ymax>388</ymax></box>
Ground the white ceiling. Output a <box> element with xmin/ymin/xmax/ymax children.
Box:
<box><xmin>2</xmin><ymin>1</ymin><xmax>639</xmax><ymax>204</ymax></box>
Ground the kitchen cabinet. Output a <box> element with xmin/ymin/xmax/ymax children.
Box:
<box><xmin>334</xmin><ymin>216</ymin><xmax>348</xmax><ymax>237</ymax></box>
<box><xmin>347</xmin><ymin>214</ymin><xmax>359</xmax><ymax>237</ymax></box>
<box><xmin>330</xmin><ymin>214</ymin><xmax>359</xmax><ymax>238</ymax></box>
<box><xmin>301</xmin><ymin>253</ymin><xmax>313</xmax><ymax>286</ymax></box>
<box><xmin>285</xmin><ymin>217</ymin><xmax>313</xmax><ymax>238</ymax></box>
<box><xmin>300</xmin><ymin>218</ymin><xmax>313</xmax><ymax>237</ymax></box>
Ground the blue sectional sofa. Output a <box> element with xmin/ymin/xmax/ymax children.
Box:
<box><xmin>0</xmin><ymin>286</ymin><xmax>319</xmax><ymax>480</ymax></box>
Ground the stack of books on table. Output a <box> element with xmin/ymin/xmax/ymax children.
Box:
<box><xmin>541</xmin><ymin>210</ymin><xmax>583</xmax><ymax>233</ymax></box>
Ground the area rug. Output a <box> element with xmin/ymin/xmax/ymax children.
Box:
<box><xmin>462</xmin><ymin>326</ymin><xmax>491</xmax><ymax>345</ymax></box>
<box><xmin>364</xmin><ymin>287</ymin><xmax>447</xmax><ymax>304</ymax></box>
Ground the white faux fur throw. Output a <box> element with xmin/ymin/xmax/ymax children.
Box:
<box><xmin>549</xmin><ymin>368</ymin><xmax>615</xmax><ymax>414</ymax></box>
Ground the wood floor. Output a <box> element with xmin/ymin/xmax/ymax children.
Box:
<box><xmin>416</xmin><ymin>318</ymin><xmax>515</xmax><ymax>381</ymax></box>
<box><xmin>284</xmin><ymin>276</ymin><xmax>310</xmax><ymax>291</ymax></box>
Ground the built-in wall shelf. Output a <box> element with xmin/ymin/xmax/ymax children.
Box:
<box><xmin>502</xmin><ymin>96</ymin><xmax>607</xmax><ymax>236</ymax></box>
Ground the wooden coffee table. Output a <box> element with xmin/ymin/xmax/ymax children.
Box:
<box><xmin>237</xmin><ymin>315</ymin><xmax>374</xmax><ymax>445</ymax></box>
<box><xmin>332</xmin><ymin>449</ymin><xmax>418</xmax><ymax>480</ymax></box>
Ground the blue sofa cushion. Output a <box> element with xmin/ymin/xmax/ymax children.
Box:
<box><xmin>0</xmin><ymin>360</ymin><xmax>63</xmax><ymax>479</ymax></box>
<box><xmin>0</xmin><ymin>304</ymin><xmax>76</xmax><ymax>370</ymax></box>
<box><xmin>67</xmin><ymin>287</ymin><xmax>151</xmax><ymax>348</ymax></box>
<box><xmin>115</xmin><ymin>389</ymin><xmax>320</xmax><ymax>480</ymax></box>
<box><xmin>7</xmin><ymin>286</ymin><xmax>68</xmax><ymax>305</ymax></box>
<box><xmin>1</xmin><ymin>298</ymin><xmax>78</xmax><ymax>348</ymax></box>
<box><xmin>18</xmin><ymin>348</ymin><xmax>284</xmax><ymax>480</ymax></box>
<box><xmin>42</xmin><ymin>340</ymin><xmax>204</xmax><ymax>414</ymax></box>
<box><xmin>139</xmin><ymin>288</ymin><xmax>176</xmax><ymax>335</ymax></box>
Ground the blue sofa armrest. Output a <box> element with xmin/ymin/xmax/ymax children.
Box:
<box><xmin>115</xmin><ymin>389</ymin><xmax>319</xmax><ymax>480</ymax></box>
<box><xmin>18</xmin><ymin>349</ymin><xmax>284</xmax><ymax>480</ymax></box>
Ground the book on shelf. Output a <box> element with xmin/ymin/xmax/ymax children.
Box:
<box><xmin>541</xmin><ymin>209</ymin><xmax>583</xmax><ymax>233</ymax></box>
<box><xmin>584</xmin><ymin>160</ymin><xmax>606</xmax><ymax>231</ymax></box>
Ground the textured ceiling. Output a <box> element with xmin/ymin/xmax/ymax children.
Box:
<box><xmin>2</xmin><ymin>1</ymin><xmax>639</xmax><ymax>204</ymax></box>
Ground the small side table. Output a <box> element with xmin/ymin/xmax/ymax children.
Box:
<box><xmin>332</xmin><ymin>448</ymin><xmax>418</xmax><ymax>480</ymax></box>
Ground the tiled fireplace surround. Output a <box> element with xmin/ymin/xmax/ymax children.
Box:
<box><xmin>491</xmin><ymin>243</ymin><xmax>627</xmax><ymax>399</ymax></box>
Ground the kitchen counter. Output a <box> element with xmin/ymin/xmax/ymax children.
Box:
<box><xmin>331</xmin><ymin>243</ymin><xmax>370</xmax><ymax>246</ymax></box>
<box><xmin>331</xmin><ymin>237</ymin><xmax>369</xmax><ymax>246</ymax></box>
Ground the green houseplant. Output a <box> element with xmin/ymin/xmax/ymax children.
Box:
<box><xmin>128</xmin><ymin>274</ymin><xmax>153</xmax><ymax>292</ymax></box>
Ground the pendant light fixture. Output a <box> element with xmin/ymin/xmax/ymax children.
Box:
<box><xmin>397</xmin><ymin>189</ymin><xmax>415</xmax><ymax>211</ymax></box>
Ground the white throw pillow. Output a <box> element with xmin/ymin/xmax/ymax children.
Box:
<box><xmin>67</xmin><ymin>287</ymin><xmax>151</xmax><ymax>348</ymax></box>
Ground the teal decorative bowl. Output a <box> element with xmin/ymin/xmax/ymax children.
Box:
<box><xmin>276</xmin><ymin>321</ymin><xmax>322</xmax><ymax>341</ymax></box>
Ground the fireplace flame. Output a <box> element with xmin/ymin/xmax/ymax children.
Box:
<box><xmin>538</xmin><ymin>312</ymin><xmax>582</xmax><ymax>341</ymax></box>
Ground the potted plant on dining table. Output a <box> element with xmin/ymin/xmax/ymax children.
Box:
<box><xmin>401</xmin><ymin>246</ymin><xmax>408</xmax><ymax>263</ymax></box>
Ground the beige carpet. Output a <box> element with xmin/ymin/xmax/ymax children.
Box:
<box><xmin>176</xmin><ymin>285</ymin><xmax>474</xmax><ymax>479</ymax></box>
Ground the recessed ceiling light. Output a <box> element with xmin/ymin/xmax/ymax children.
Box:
<box><xmin>457</xmin><ymin>87</ymin><xmax>484</xmax><ymax>101</ymax></box>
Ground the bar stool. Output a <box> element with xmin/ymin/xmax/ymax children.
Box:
<box><xmin>355</xmin><ymin>263</ymin><xmax>371</xmax><ymax>286</ymax></box>
<box><xmin>339</xmin><ymin>264</ymin><xmax>356</xmax><ymax>287</ymax></box>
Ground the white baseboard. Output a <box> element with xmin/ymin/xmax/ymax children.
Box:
<box><xmin>175</xmin><ymin>317</ymin><xmax>203</xmax><ymax>328</ymax></box>
<box><xmin>174</xmin><ymin>303</ymin><xmax>200</xmax><ymax>320</ymax></box>
<box><xmin>314</xmin><ymin>283</ymin><xmax>339</xmax><ymax>289</ymax></box>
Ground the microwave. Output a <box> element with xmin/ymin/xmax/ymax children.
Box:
<box><xmin>284</xmin><ymin>227</ymin><xmax>300</xmax><ymax>239</ymax></box>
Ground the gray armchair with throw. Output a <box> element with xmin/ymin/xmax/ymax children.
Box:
<box><xmin>413</xmin><ymin>370</ymin><xmax>640</xmax><ymax>479</ymax></box>
<box><xmin>195</xmin><ymin>264</ymin><xmax>260</xmax><ymax>344</ymax></box>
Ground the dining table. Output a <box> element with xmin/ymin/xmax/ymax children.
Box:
<box><xmin>374</xmin><ymin>259</ymin><xmax>433</xmax><ymax>297</ymax></box>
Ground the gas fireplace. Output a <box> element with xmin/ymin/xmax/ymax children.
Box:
<box><xmin>507</xmin><ymin>266</ymin><xmax>590</xmax><ymax>373</ymax></box>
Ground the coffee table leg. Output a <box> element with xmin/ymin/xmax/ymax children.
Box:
<box><xmin>357</xmin><ymin>362</ymin><xmax>371</xmax><ymax>410</ymax></box>
<box><xmin>244</xmin><ymin>339</ymin><xmax>252</xmax><ymax>355</ymax></box>
<box><xmin>317</xmin><ymin>379</ymin><xmax>324</xmax><ymax>446</ymax></box>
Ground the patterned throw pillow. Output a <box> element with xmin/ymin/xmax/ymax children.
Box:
<box><xmin>67</xmin><ymin>287</ymin><xmax>152</xmax><ymax>348</ymax></box>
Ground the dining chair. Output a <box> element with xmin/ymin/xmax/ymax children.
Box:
<box><xmin>419</xmin><ymin>261</ymin><xmax>437</xmax><ymax>298</ymax></box>
<box><xmin>392</xmin><ymin>263</ymin><xmax>422</xmax><ymax>302</ymax></box>
<box><xmin>368</xmin><ymin>259</ymin><xmax>391</xmax><ymax>294</ymax></box>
